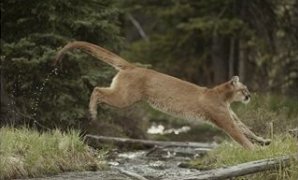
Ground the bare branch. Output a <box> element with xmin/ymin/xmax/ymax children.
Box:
<box><xmin>127</xmin><ymin>13</ymin><xmax>150</xmax><ymax>42</ymax></box>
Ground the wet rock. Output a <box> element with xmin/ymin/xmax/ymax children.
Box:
<box><xmin>148</xmin><ymin>160</ymin><xmax>166</xmax><ymax>170</ymax></box>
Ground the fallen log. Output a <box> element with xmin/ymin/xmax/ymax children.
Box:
<box><xmin>176</xmin><ymin>153</ymin><xmax>298</xmax><ymax>180</ymax></box>
<box><xmin>85</xmin><ymin>134</ymin><xmax>216</xmax><ymax>149</ymax></box>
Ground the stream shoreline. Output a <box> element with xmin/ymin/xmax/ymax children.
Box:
<box><xmin>23</xmin><ymin>144</ymin><xmax>213</xmax><ymax>180</ymax></box>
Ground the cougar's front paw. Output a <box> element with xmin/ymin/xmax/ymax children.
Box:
<box><xmin>250</xmin><ymin>137</ymin><xmax>271</xmax><ymax>146</ymax></box>
<box><xmin>258</xmin><ymin>138</ymin><xmax>271</xmax><ymax>146</ymax></box>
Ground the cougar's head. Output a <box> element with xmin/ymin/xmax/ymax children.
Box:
<box><xmin>228</xmin><ymin>76</ymin><xmax>251</xmax><ymax>104</ymax></box>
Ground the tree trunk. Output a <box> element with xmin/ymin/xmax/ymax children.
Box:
<box><xmin>211</xmin><ymin>33</ymin><xmax>228</xmax><ymax>84</ymax></box>
<box><xmin>238</xmin><ymin>40</ymin><xmax>247</xmax><ymax>82</ymax></box>
<box><xmin>229</xmin><ymin>37</ymin><xmax>235</xmax><ymax>78</ymax></box>
<box><xmin>237</xmin><ymin>0</ymin><xmax>248</xmax><ymax>82</ymax></box>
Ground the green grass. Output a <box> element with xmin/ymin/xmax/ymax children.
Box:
<box><xmin>190</xmin><ymin>94</ymin><xmax>298</xmax><ymax>179</ymax></box>
<box><xmin>0</xmin><ymin>127</ymin><xmax>106</xmax><ymax>179</ymax></box>
<box><xmin>233</xmin><ymin>93</ymin><xmax>298</xmax><ymax>135</ymax></box>
<box><xmin>190</xmin><ymin>135</ymin><xmax>298</xmax><ymax>179</ymax></box>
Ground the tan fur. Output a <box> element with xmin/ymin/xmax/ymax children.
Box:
<box><xmin>55</xmin><ymin>41</ymin><xmax>271</xmax><ymax>149</ymax></box>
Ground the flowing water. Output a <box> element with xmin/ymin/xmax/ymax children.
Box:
<box><xmin>25</xmin><ymin>146</ymin><xmax>212</xmax><ymax>180</ymax></box>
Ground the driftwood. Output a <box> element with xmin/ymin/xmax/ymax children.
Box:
<box><xmin>85</xmin><ymin>134</ymin><xmax>216</xmax><ymax>149</ymax></box>
<box><xmin>176</xmin><ymin>153</ymin><xmax>298</xmax><ymax>180</ymax></box>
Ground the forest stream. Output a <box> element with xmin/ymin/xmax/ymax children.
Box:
<box><xmin>26</xmin><ymin>145</ymin><xmax>212</xmax><ymax>180</ymax></box>
<box><xmin>23</xmin><ymin>124</ymin><xmax>217</xmax><ymax>180</ymax></box>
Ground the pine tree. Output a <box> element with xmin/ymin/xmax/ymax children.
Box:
<box><xmin>121</xmin><ymin>0</ymin><xmax>298</xmax><ymax>94</ymax></box>
<box><xmin>1</xmin><ymin>0</ymin><xmax>124</xmax><ymax>128</ymax></box>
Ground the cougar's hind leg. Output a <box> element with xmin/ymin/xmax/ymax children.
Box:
<box><xmin>88</xmin><ymin>75</ymin><xmax>142</xmax><ymax>120</ymax></box>
<box><xmin>89</xmin><ymin>87</ymin><xmax>102</xmax><ymax>120</ymax></box>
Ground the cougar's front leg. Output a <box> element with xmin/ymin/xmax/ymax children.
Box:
<box><xmin>211</xmin><ymin>111</ymin><xmax>255</xmax><ymax>150</ymax></box>
<box><xmin>230</xmin><ymin>110</ymin><xmax>271</xmax><ymax>145</ymax></box>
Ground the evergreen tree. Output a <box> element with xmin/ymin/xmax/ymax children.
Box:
<box><xmin>1</xmin><ymin>0</ymin><xmax>123</xmax><ymax>128</ymax></box>
<box><xmin>121</xmin><ymin>0</ymin><xmax>298</xmax><ymax>94</ymax></box>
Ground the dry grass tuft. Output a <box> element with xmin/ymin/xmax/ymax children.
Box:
<box><xmin>0</xmin><ymin>127</ymin><xmax>106</xmax><ymax>179</ymax></box>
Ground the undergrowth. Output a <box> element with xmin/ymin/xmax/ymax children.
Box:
<box><xmin>190</xmin><ymin>94</ymin><xmax>298</xmax><ymax>179</ymax></box>
<box><xmin>0</xmin><ymin>127</ymin><xmax>106</xmax><ymax>179</ymax></box>
<box><xmin>233</xmin><ymin>94</ymin><xmax>298</xmax><ymax>135</ymax></box>
<box><xmin>190</xmin><ymin>135</ymin><xmax>298</xmax><ymax>179</ymax></box>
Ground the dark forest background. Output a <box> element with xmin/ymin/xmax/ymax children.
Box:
<box><xmin>1</xmin><ymin>0</ymin><xmax>298</xmax><ymax>137</ymax></box>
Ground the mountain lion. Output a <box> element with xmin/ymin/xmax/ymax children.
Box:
<box><xmin>55</xmin><ymin>41</ymin><xmax>271</xmax><ymax>149</ymax></box>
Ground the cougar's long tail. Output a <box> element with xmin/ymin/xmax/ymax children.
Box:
<box><xmin>54</xmin><ymin>41</ymin><xmax>135</xmax><ymax>70</ymax></box>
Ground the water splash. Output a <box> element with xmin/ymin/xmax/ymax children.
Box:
<box><xmin>147</xmin><ymin>123</ymin><xmax>191</xmax><ymax>135</ymax></box>
<box><xmin>31</xmin><ymin>67</ymin><xmax>59</xmax><ymax>122</ymax></box>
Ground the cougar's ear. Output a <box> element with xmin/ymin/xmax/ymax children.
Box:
<box><xmin>230</xmin><ymin>76</ymin><xmax>239</xmax><ymax>86</ymax></box>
